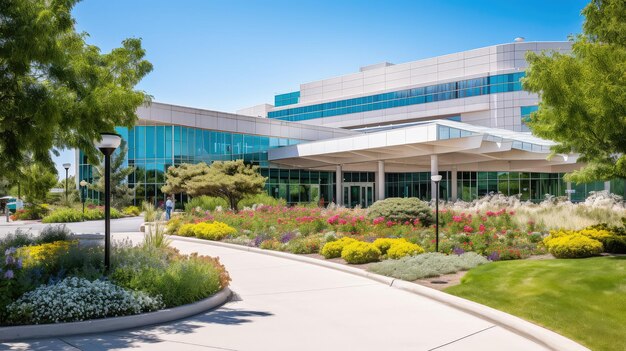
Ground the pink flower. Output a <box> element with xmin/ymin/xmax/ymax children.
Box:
<box><xmin>463</xmin><ymin>225</ymin><xmax>474</xmax><ymax>233</ymax></box>
<box><xmin>386</xmin><ymin>221</ymin><xmax>394</xmax><ymax>227</ymax></box>
<box><xmin>373</xmin><ymin>217</ymin><xmax>385</xmax><ymax>225</ymax></box>
<box><xmin>479</xmin><ymin>224</ymin><xmax>486</xmax><ymax>232</ymax></box>
<box><xmin>452</xmin><ymin>216</ymin><xmax>463</xmax><ymax>223</ymax></box>
<box><xmin>339</xmin><ymin>219</ymin><xmax>347</xmax><ymax>225</ymax></box>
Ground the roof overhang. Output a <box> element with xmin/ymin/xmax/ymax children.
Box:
<box><xmin>268</xmin><ymin>120</ymin><xmax>580</xmax><ymax>173</ymax></box>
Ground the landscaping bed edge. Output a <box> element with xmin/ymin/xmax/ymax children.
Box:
<box><xmin>0</xmin><ymin>287</ymin><xmax>232</xmax><ymax>342</ymax></box>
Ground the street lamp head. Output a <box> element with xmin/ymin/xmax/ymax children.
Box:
<box><xmin>80</xmin><ymin>180</ymin><xmax>88</xmax><ymax>187</ymax></box>
<box><xmin>431</xmin><ymin>175</ymin><xmax>443</xmax><ymax>182</ymax></box>
<box><xmin>62</xmin><ymin>163</ymin><xmax>71</xmax><ymax>170</ymax></box>
<box><xmin>95</xmin><ymin>132</ymin><xmax>122</xmax><ymax>156</ymax></box>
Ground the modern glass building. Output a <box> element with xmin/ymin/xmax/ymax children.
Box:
<box><xmin>78</xmin><ymin>40</ymin><xmax>624</xmax><ymax>207</ymax></box>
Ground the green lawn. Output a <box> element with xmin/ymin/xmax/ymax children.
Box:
<box><xmin>445</xmin><ymin>257</ymin><xmax>626</xmax><ymax>351</ymax></box>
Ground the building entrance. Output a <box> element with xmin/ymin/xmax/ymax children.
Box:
<box><xmin>343</xmin><ymin>183</ymin><xmax>374</xmax><ymax>208</ymax></box>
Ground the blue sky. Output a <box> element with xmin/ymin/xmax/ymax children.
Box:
<box><xmin>56</xmin><ymin>0</ymin><xmax>589</xmax><ymax>178</ymax></box>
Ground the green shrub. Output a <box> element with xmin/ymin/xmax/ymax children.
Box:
<box><xmin>286</xmin><ymin>237</ymin><xmax>322</xmax><ymax>254</ymax></box>
<box><xmin>386</xmin><ymin>241</ymin><xmax>425</xmax><ymax>259</ymax></box>
<box><xmin>368</xmin><ymin>197</ymin><xmax>434</xmax><ymax>226</ymax></box>
<box><xmin>174</xmin><ymin>221</ymin><xmax>237</xmax><ymax>240</ymax></box>
<box><xmin>123</xmin><ymin>206</ymin><xmax>141</xmax><ymax>216</ymax></box>
<box><xmin>185</xmin><ymin>196</ymin><xmax>229</xmax><ymax>212</ymax></box>
<box><xmin>544</xmin><ymin>234</ymin><xmax>603</xmax><ymax>258</ymax></box>
<box><xmin>11</xmin><ymin>205</ymin><xmax>49</xmax><ymax>220</ymax></box>
<box><xmin>0</xmin><ymin>229</ymin><xmax>34</xmax><ymax>253</ymax></box>
<box><xmin>603</xmin><ymin>235</ymin><xmax>626</xmax><ymax>254</ymax></box>
<box><xmin>260</xmin><ymin>239</ymin><xmax>283</xmax><ymax>250</ymax></box>
<box><xmin>37</xmin><ymin>225</ymin><xmax>72</xmax><ymax>244</ymax></box>
<box><xmin>165</xmin><ymin>216</ymin><xmax>186</xmax><ymax>234</ymax></box>
<box><xmin>320</xmin><ymin>237</ymin><xmax>356</xmax><ymax>259</ymax></box>
<box><xmin>368</xmin><ymin>252</ymin><xmax>488</xmax><ymax>281</ymax></box>
<box><xmin>42</xmin><ymin>207</ymin><xmax>121</xmax><ymax>223</ymax></box>
<box><xmin>116</xmin><ymin>254</ymin><xmax>228</xmax><ymax>307</ymax></box>
<box><xmin>177</xmin><ymin>223</ymin><xmax>196</xmax><ymax>237</ymax></box>
<box><xmin>341</xmin><ymin>242</ymin><xmax>381</xmax><ymax>264</ymax></box>
<box><xmin>42</xmin><ymin>208</ymin><xmax>83</xmax><ymax>223</ymax></box>
<box><xmin>238</xmin><ymin>193</ymin><xmax>285</xmax><ymax>209</ymax></box>
<box><xmin>372</xmin><ymin>238</ymin><xmax>398</xmax><ymax>255</ymax></box>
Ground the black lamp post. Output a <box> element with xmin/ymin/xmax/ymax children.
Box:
<box><xmin>80</xmin><ymin>180</ymin><xmax>88</xmax><ymax>215</ymax></box>
<box><xmin>95</xmin><ymin>132</ymin><xmax>122</xmax><ymax>273</ymax></box>
<box><xmin>431</xmin><ymin>174</ymin><xmax>442</xmax><ymax>252</ymax></box>
<box><xmin>63</xmin><ymin>163</ymin><xmax>71</xmax><ymax>203</ymax></box>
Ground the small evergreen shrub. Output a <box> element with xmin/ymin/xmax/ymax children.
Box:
<box><xmin>386</xmin><ymin>241</ymin><xmax>425</xmax><ymax>259</ymax></box>
<box><xmin>368</xmin><ymin>197</ymin><xmax>434</xmax><ymax>226</ymax></box>
<box><xmin>42</xmin><ymin>208</ymin><xmax>83</xmax><ymax>223</ymax></box>
<box><xmin>42</xmin><ymin>207</ymin><xmax>121</xmax><ymax>223</ymax></box>
<box><xmin>237</xmin><ymin>193</ymin><xmax>285</xmax><ymax>209</ymax></box>
<box><xmin>123</xmin><ymin>206</ymin><xmax>141</xmax><ymax>216</ymax></box>
<box><xmin>185</xmin><ymin>196</ymin><xmax>229</xmax><ymax>212</ymax></box>
<box><xmin>603</xmin><ymin>235</ymin><xmax>626</xmax><ymax>254</ymax></box>
<box><xmin>320</xmin><ymin>237</ymin><xmax>357</xmax><ymax>259</ymax></box>
<box><xmin>174</xmin><ymin>221</ymin><xmax>237</xmax><ymax>240</ymax></box>
<box><xmin>177</xmin><ymin>223</ymin><xmax>196</xmax><ymax>237</ymax></box>
<box><xmin>373</xmin><ymin>238</ymin><xmax>401</xmax><ymax>255</ymax></box>
<box><xmin>341</xmin><ymin>241</ymin><xmax>381</xmax><ymax>264</ymax></box>
<box><xmin>543</xmin><ymin>234</ymin><xmax>603</xmax><ymax>258</ymax></box>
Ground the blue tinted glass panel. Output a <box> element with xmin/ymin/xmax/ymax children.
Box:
<box><xmin>269</xmin><ymin>73</ymin><xmax>525</xmax><ymax>122</ymax></box>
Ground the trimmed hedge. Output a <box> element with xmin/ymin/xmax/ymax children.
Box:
<box><xmin>341</xmin><ymin>242</ymin><xmax>381</xmax><ymax>264</ymax></box>
<box><xmin>543</xmin><ymin>234</ymin><xmax>603</xmax><ymax>258</ymax></box>
<box><xmin>320</xmin><ymin>237</ymin><xmax>357</xmax><ymax>259</ymax></box>
<box><xmin>367</xmin><ymin>197</ymin><xmax>433</xmax><ymax>226</ymax></box>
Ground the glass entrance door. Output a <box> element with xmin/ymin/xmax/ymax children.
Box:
<box><xmin>343</xmin><ymin>183</ymin><xmax>374</xmax><ymax>208</ymax></box>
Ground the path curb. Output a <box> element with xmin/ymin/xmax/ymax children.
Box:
<box><xmin>0</xmin><ymin>287</ymin><xmax>231</xmax><ymax>342</ymax></box>
<box><xmin>174</xmin><ymin>236</ymin><xmax>589</xmax><ymax>351</ymax></box>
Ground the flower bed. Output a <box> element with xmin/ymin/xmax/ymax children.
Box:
<box><xmin>0</xmin><ymin>226</ymin><xmax>230</xmax><ymax>325</ymax></box>
<box><xmin>164</xmin><ymin>193</ymin><xmax>626</xmax><ymax>274</ymax></box>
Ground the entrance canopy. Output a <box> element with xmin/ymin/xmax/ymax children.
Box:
<box><xmin>268</xmin><ymin>120</ymin><xmax>579</xmax><ymax>173</ymax></box>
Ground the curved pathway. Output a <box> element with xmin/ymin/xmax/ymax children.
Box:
<box><xmin>3</xmin><ymin>233</ymin><xmax>568</xmax><ymax>351</ymax></box>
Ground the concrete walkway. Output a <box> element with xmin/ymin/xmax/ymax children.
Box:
<box><xmin>2</xmin><ymin>233</ymin><xmax>552</xmax><ymax>351</ymax></box>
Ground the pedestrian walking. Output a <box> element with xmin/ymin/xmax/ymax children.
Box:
<box><xmin>165</xmin><ymin>196</ymin><xmax>173</xmax><ymax>220</ymax></box>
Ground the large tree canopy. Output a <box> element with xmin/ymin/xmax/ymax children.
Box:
<box><xmin>162</xmin><ymin>160</ymin><xmax>267</xmax><ymax>211</ymax></box>
<box><xmin>523</xmin><ymin>0</ymin><xmax>626</xmax><ymax>183</ymax></box>
<box><xmin>0</xmin><ymin>0</ymin><xmax>152</xmax><ymax>175</ymax></box>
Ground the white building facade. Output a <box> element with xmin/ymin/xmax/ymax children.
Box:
<box><xmin>80</xmin><ymin>41</ymin><xmax>621</xmax><ymax>207</ymax></box>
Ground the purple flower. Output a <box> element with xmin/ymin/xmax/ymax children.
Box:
<box><xmin>253</xmin><ymin>234</ymin><xmax>269</xmax><ymax>247</ymax></box>
<box><xmin>5</xmin><ymin>255</ymin><xmax>14</xmax><ymax>265</ymax></box>
<box><xmin>4</xmin><ymin>247</ymin><xmax>15</xmax><ymax>256</ymax></box>
<box><xmin>4</xmin><ymin>269</ymin><xmax>14</xmax><ymax>279</ymax></box>
<box><xmin>452</xmin><ymin>247</ymin><xmax>465</xmax><ymax>256</ymax></box>
<box><xmin>16</xmin><ymin>258</ymin><xmax>22</xmax><ymax>269</ymax></box>
<box><xmin>280</xmin><ymin>232</ymin><xmax>296</xmax><ymax>244</ymax></box>
<box><xmin>487</xmin><ymin>251</ymin><xmax>500</xmax><ymax>261</ymax></box>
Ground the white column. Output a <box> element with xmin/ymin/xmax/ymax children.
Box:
<box><xmin>604</xmin><ymin>181</ymin><xmax>611</xmax><ymax>192</ymax></box>
<box><xmin>451</xmin><ymin>166</ymin><xmax>458</xmax><ymax>201</ymax></box>
<box><xmin>336</xmin><ymin>165</ymin><xmax>343</xmax><ymax>206</ymax></box>
<box><xmin>376</xmin><ymin>160</ymin><xmax>385</xmax><ymax>201</ymax></box>
<box><xmin>430</xmin><ymin>155</ymin><xmax>439</xmax><ymax>201</ymax></box>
